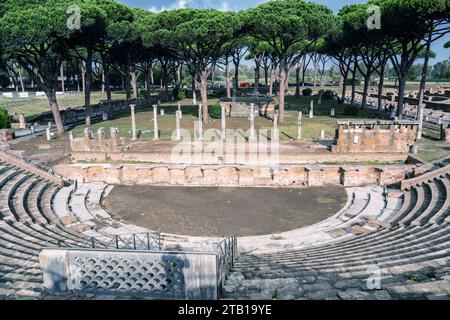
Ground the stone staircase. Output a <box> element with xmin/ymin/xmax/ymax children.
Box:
<box><xmin>0</xmin><ymin>162</ymin><xmax>90</xmax><ymax>299</ymax></box>
<box><xmin>1</xmin><ymin>154</ymin><xmax>449</xmax><ymax>300</ymax></box>
<box><xmin>223</xmin><ymin>170</ymin><xmax>450</xmax><ymax>300</ymax></box>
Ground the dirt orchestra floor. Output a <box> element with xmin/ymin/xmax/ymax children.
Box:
<box><xmin>104</xmin><ymin>185</ymin><xmax>347</xmax><ymax>237</ymax></box>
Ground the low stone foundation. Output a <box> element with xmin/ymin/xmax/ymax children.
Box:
<box><xmin>54</xmin><ymin>163</ymin><xmax>415</xmax><ymax>187</ymax></box>
<box><xmin>332</xmin><ymin>120</ymin><xmax>418</xmax><ymax>153</ymax></box>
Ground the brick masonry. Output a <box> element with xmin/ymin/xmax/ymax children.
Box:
<box><xmin>332</xmin><ymin>120</ymin><xmax>418</xmax><ymax>153</ymax></box>
<box><xmin>53</xmin><ymin>163</ymin><xmax>415</xmax><ymax>187</ymax></box>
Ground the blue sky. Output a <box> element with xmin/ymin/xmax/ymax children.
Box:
<box><xmin>118</xmin><ymin>0</ymin><xmax>449</xmax><ymax>64</ymax></box>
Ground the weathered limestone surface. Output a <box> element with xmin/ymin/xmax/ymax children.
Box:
<box><xmin>53</xmin><ymin>163</ymin><xmax>415</xmax><ymax>187</ymax></box>
<box><xmin>39</xmin><ymin>248</ymin><xmax>218</xmax><ymax>300</ymax></box>
<box><xmin>332</xmin><ymin>121</ymin><xmax>418</xmax><ymax>154</ymax></box>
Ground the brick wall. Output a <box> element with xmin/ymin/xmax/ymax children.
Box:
<box><xmin>332</xmin><ymin>120</ymin><xmax>418</xmax><ymax>154</ymax></box>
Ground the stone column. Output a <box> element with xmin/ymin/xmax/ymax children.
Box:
<box><xmin>330</xmin><ymin>108</ymin><xmax>335</xmax><ymax>116</ymax></box>
<box><xmin>309</xmin><ymin>100</ymin><xmax>314</xmax><ymax>118</ymax></box>
<box><xmin>160</xmin><ymin>109</ymin><xmax>165</xmax><ymax>116</ymax></box>
<box><xmin>249</xmin><ymin>103</ymin><xmax>256</xmax><ymax>141</ymax></box>
<box><xmin>178</xmin><ymin>103</ymin><xmax>182</xmax><ymax>119</ymax></box>
<box><xmin>175</xmin><ymin>110</ymin><xmax>181</xmax><ymax>141</ymax></box>
<box><xmin>273</xmin><ymin>111</ymin><xmax>279</xmax><ymax>141</ymax></box>
<box><xmin>153</xmin><ymin>104</ymin><xmax>159</xmax><ymax>141</ymax></box>
<box><xmin>97</xmin><ymin>127</ymin><xmax>105</xmax><ymax>145</ymax></box>
<box><xmin>195</xmin><ymin>119</ymin><xmax>203</xmax><ymax>141</ymax></box>
<box><xmin>198</xmin><ymin>104</ymin><xmax>202</xmax><ymax>119</ymax></box>
<box><xmin>83</xmin><ymin>127</ymin><xmax>92</xmax><ymax>144</ymax></box>
<box><xmin>320</xmin><ymin>130</ymin><xmax>326</xmax><ymax>140</ymax></box>
<box><xmin>19</xmin><ymin>114</ymin><xmax>26</xmax><ymax>129</ymax></box>
<box><xmin>297</xmin><ymin>111</ymin><xmax>302</xmax><ymax>140</ymax></box>
<box><xmin>221</xmin><ymin>104</ymin><xmax>226</xmax><ymax>141</ymax></box>
<box><xmin>130</xmin><ymin>104</ymin><xmax>137</xmax><ymax>141</ymax></box>
<box><xmin>110</xmin><ymin>128</ymin><xmax>119</xmax><ymax>147</ymax></box>
<box><xmin>46</xmin><ymin>127</ymin><xmax>52</xmax><ymax>141</ymax></box>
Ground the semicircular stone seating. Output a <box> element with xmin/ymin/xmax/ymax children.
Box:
<box><xmin>223</xmin><ymin>169</ymin><xmax>450</xmax><ymax>300</ymax></box>
<box><xmin>0</xmin><ymin>156</ymin><xmax>449</xmax><ymax>300</ymax></box>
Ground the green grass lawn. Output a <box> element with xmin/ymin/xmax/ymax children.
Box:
<box><xmin>0</xmin><ymin>91</ymin><xmax>127</xmax><ymax>118</ymax></box>
<box><xmin>70</xmin><ymin>95</ymin><xmax>378</xmax><ymax>142</ymax></box>
<box><xmin>417</xmin><ymin>138</ymin><xmax>450</xmax><ymax>163</ymax></box>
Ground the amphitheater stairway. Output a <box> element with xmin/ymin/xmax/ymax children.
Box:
<box><xmin>223</xmin><ymin>172</ymin><xmax>450</xmax><ymax>300</ymax></box>
<box><xmin>1</xmin><ymin>155</ymin><xmax>450</xmax><ymax>300</ymax></box>
<box><xmin>0</xmin><ymin>161</ymin><xmax>90</xmax><ymax>299</ymax></box>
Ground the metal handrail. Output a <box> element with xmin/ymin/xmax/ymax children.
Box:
<box><xmin>54</xmin><ymin>231</ymin><xmax>163</xmax><ymax>251</ymax></box>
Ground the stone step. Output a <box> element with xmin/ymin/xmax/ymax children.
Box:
<box><xmin>235</xmin><ymin>227</ymin><xmax>449</xmax><ymax>270</ymax></box>
<box><xmin>429</xmin><ymin>176</ymin><xmax>450</xmax><ymax>224</ymax></box>
<box><xmin>399</xmin><ymin>185</ymin><xmax>430</xmax><ymax>227</ymax></box>
<box><xmin>239</xmin><ymin>224</ymin><xmax>440</xmax><ymax>263</ymax></box>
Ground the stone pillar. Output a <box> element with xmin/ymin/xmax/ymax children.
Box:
<box><xmin>160</xmin><ymin>109</ymin><xmax>165</xmax><ymax>116</ymax></box>
<box><xmin>320</xmin><ymin>130</ymin><xmax>326</xmax><ymax>140</ymax></box>
<box><xmin>195</xmin><ymin>120</ymin><xmax>203</xmax><ymax>141</ymax></box>
<box><xmin>19</xmin><ymin>114</ymin><xmax>26</xmax><ymax>129</ymax></box>
<box><xmin>83</xmin><ymin>127</ymin><xmax>92</xmax><ymax>144</ymax></box>
<box><xmin>130</xmin><ymin>104</ymin><xmax>137</xmax><ymax>141</ymax></box>
<box><xmin>198</xmin><ymin>104</ymin><xmax>202</xmax><ymax>119</ymax></box>
<box><xmin>249</xmin><ymin>103</ymin><xmax>256</xmax><ymax>141</ymax></box>
<box><xmin>318</xmin><ymin>95</ymin><xmax>322</xmax><ymax>105</ymax></box>
<box><xmin>45</xmin><ymin>127</ymin><xmax>52</xmax><ymax>141</ymax></box>
<box><xmin>110</xmin><ymin>128</ymin><xmax>119</xmax><ymax>147</ymax></box>
<box><xmin>153</xmin><ymin>104</ymin><xmax>159</xmax><ymax>141</ymax></box>
<box><xmin>47</xmin><ymin>122</ymin><xmax>52</xmax><ymax>129</ymax></box>
<box><xmin>330</xmin><ymin>108</ymin><xmax>335</xmax><ymax>116</ymax></box>
<box><xmin>297</xmin><ymin>111</ymin><xmax>302</xmax><ymax>140</ymax></box>
<box><xmin>97</xmin><ymin>127</ymin><xmax>105</xmax><ymax>145</ymax></box>
<box><xmin>178</xmin><ymin>103</ymin><xmax>182</xmax><ymax>119</ymax></box>
<box><xmin>175</xmin><ymin>110</ymin><xmax>181</xmax><ymax>141</ymax></box>
<box><xmin>309</xmin><ymin>100</ymin><xmax>314</xmax><ymax>118</ymax></box>
<box><xmin>221</xmin><ymin>104</ymin><xmax>226</xmax><ymax>141</ymax></box>
<box><xmin>272</xmin><ymin>110</ymin><xmax>279</xmax><ymax>140</ymax></box>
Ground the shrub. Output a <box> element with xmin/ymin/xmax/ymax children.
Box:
<box><xmin>138</xmin><ymin>89</ymin><xmax>152</xmax><ymax>99</ymax></box>
<box><xmin>209</xmin><ymin>104</ymin><xmax>222</xmax><ymax>119</ymax></box>
<box><xmin>302</xmin><ymin>87</ymin><xmax>313</xmax><ymax>96</ymax></box>
<box><xmin>344</xmin><ymin>105</ymin><xmax>359</xmax><ymax>116</ymax></box>
<box><xmin>0</xmin><ymin>108</ymin><xmax>10</xmax><ymax>129</ymax></box>
<box><xmin>172</xmin><ymin>86</ymin><xmax>186</xmax><ymax>101</ymax></box>
<box><xmin>213</xmin><ymin>87</ymin><xmax>227</xmax><ymax>97</ymax></box>
<box><xmin>319</xmin><ymin>89</ymin><xmax>335</xmax><ymax>100</ymax></box>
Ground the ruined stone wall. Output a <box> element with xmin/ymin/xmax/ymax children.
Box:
<box><xmin>70</xmin><ymin>127</ymin><xmax>129</xmax><ymax>153</ymax></box>
<box><xmin>332</xmin><ymin>121</ymin><xmax>418</xmax><ymax>154</ymax></box>
<box><xmin>54</xmin><ymin>163</ymin><xmax>415</xmax><ymax>187</ymax></box>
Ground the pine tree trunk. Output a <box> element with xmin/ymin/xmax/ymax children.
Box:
<box><xmin>84</xmin><ymin>50</ymin><xmax>93</xmax><ymax>126</ymax></box>
<box><xmin>417</xmin><ymin>31</ymin><xmax>433</xmax><ymax>140</ymax></box>
<box><xmin>226</xmin><ymin>61</ymin><xmax>231</xmax><ymax>98</ymax></box>
<box><xmin>295</xmin><ymin>63</ymin><xmax>301</xmax><ymax>97</ymax></box>
<box><xmin>200</xmin><ymin>70</ymin><xmax>209</xmax><ymax>123</ymax></box>
<box><xmin>278</xmin><ymin>63</ymin><xmax>287</xmax><ymax>124</ymax></box>
<box><xmin>378</xmin><ymin>64</ymin><xmax>385</xmax><ymax>113</ymax></box>
<box><xmin>130</xmin><ymin>65</ymin><xmax>138</xmax><ymax>100</ymax></box>
<box><xmin>48</xmin><ymin>89</ymin><xmax>64</xmax><ymax>134</ymax></box>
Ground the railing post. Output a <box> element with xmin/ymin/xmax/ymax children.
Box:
<box><xmin>115</xmin><ymin>236</ymin><xmax>119</xmax><ymax>249</ymax></box>
<box><xmin>133</xmin><ymin>234</ymin><xmax>136</xmax><ymax>250</ymax></box>
<box><xmin>147</xmin><ymin>233</ymin><xmax>150</xmax><ymax>250</ymax></box>
<box><xmin>91</xmin><ymin>238</ymin><xmax>95</xmax><ymax>248</ymax></box>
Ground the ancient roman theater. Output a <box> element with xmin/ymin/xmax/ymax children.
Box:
<box><xmin>1</xmin><ymin>0</ymin><xmax>450</xmax><ymax>302</ymax></box>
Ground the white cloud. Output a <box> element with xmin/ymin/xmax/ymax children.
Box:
<box><xmin>147</xmin><ymin>0</ymin><xmax>232</xmax><ymax>13</ymax></box>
